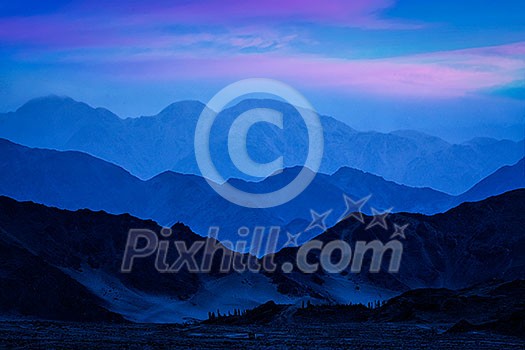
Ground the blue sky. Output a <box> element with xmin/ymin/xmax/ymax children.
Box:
<box><xmin>0</xmin><ymin>0</ymin><xmax>524</xmax><ymax>141</ymax></box>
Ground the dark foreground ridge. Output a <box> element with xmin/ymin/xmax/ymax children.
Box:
<box><xmin>1</xmin><ymin>280</ymin><xmax>524</xmax><ymax>350</ymax></box>
<box><xmin>0</xmin><ymin>192</ymin><xmax>523</xmax><ymax>347</ymax></box>
<box><xmin>204</xmin><ymin>280</ymin><xmax>525</xmax><ymax>338</ymax></box>
<box><xmin>0</xmin><ymin>190</ymin><xmax>524</xmax><ymax>324</ymax></box>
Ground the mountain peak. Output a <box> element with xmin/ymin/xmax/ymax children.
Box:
<box><xmin>157</xmin><ymin>100</ymin><xmax>207</xmax><ymax>120</ymax></box>
<box><xmin>17</xmin><ymin>95</ymin><xmax>76</xmax><ymax>112</ymax></box>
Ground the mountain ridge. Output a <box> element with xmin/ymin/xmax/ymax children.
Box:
<box><xmin>0</xmin><ymin>138</ymin><xmax>523</xmax><ymax>248</ymax></box>
<box><xmin>0</xmin><ymin>190</ymin><xmax>524</xmax><ymax>322</ymax></box>
<box><xmin>1</xmin><ymin>95</ymin><xmax>523</xmax><ymax>193</ymax></box>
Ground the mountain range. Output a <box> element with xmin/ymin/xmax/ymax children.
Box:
<box><xmin>0</xmin><ymin>96</ymin><xmax>523</xmax><ymax>194</ymax></box>
<box><xmin>1</xmin><ymin>95</ymin><xmax>523</xmax><ymax>324</ymax></box>
<box><xmin>0</xmin><ymin>190</ymin><xmax>523</xmax><ymax>322</ymax></box>
<box><xmin>1</xmin><ymin>138</ymin><xmax>523</xmax><ymax>248</ymax></box>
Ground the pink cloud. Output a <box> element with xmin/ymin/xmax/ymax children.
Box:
<box><xmin>100</xmin><ymin>42</ymin><xmax>525</xmax><ymax>98</ymax></box>
<box><xmin>1</xmin><ymin>2</ymin><xmax>521</xmax><ymax>99</ymax></box>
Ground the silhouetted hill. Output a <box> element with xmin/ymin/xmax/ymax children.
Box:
<box><xmin>459</xmin><ymin>158</ymin><xmax>525</xmax><ymax>202</ymax></box>
<box><xmin>0</xmin><ymin>233</ymin><xmax>124</xmax><ymax>322</ymax></box>
<box><xmin>0</xmin><ymin>190</ymin><xmax>524</xmax><ymax>322</ymax></box>
<box><xmin>0</xmin><ymin>138</ymin><xmax>455</xmax><ymax>247</ymax></box>
<box><xmin>269</xmin><ymin>189</ymin><xmax>525</xmax><ymax>293</ymax></box>
<box><xmin>205</xmin><ymin>280</ymin><xmax>525</xmax><ymax>338</ymax></box>
<box><xmin>1</xmin><ymin>138</ymin><xmax>523</xmax><ymax>248</ymax></box>
<box><xmin>0</xmin><ymin>195</ymin><xmax>265</xmax><ymax>322</ymax></box>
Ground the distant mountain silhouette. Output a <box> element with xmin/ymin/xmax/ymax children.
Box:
<box><xmin>459</xmin><ymin>158</ymin><xmax>525</xmax><ymax>202</ymax></box>
<box><xmin>0</xmin><ymin>138</ymin><xmax>281</xmax><ymax>245</ymax></box>
<box><xmin>0</xmin><ymin>190</ymin><xmax>523</xmax><ymax>322</ymax></box>
<box><xmin>1</xmin><ymin>96</ymin><xmax>523</xmax><ymax>194</ymax></box>
<box><xmin>0</xmin><ymin>139</ymin><xmax>456</xmax><ymax>245</ymax></box>
<box><xmin>1</xmin><ymin>139</ymin><xmax>524</xmax><ymax>248</ymax></box>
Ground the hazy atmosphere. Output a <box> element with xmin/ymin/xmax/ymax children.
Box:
<box><xmin>1</xmin><ymin>0</ymin><xmax>524</xmax><ymax>141</ymax></box>
<box><xmin>1</xmin><ymin>1</ymin><xmax>524</xmax><ymax>349</ymax></box>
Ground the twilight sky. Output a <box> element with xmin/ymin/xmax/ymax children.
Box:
<box><xmin>1</xmin><ymin>0</ymin><xmax>524</xmax><ymax>141</ymax></box>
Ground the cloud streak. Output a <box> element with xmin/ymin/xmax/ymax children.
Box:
<box><xmin>88</xmin><ymin>42</ymin><xmax>525</xmax><ymax>98</ymax></box>
<box><xmin>0</xmin><ymin>1</ymin><xmax>523</xmax><ymax>102</ymax></box>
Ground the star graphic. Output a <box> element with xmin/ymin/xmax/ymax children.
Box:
<box><xmin>285</xmin><ymin>232</ymin><xmax>301</xmax><ymax>247</ymax></box>
<box><xmin>338</xmin><ymin>194</ymin><xmax>371</xmax><ymax>224</ymax></box>
<box><xmin>390</xmin><ymin>223</ymin><xmax>409</xmax><ymax>239</ymax></box>
<box><xmin>366</xmin><ymin>207</ymin><xmax>393</xmax><ymax>230</ymax></box>
<box><xmin>305</xmin><ymin>209</ymin><xmax>333</xmax><ymax>232</ymax></box>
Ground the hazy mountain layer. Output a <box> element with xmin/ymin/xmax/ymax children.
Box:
<box><xmin>1</xmin><ymin>96</ymin><xmax>523</xmax><ymax>194</ymax></box>
<box><xmin>1</xmin><ymin>139</ymin><xmax>523</xmax><ymax>247</ymax></box>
